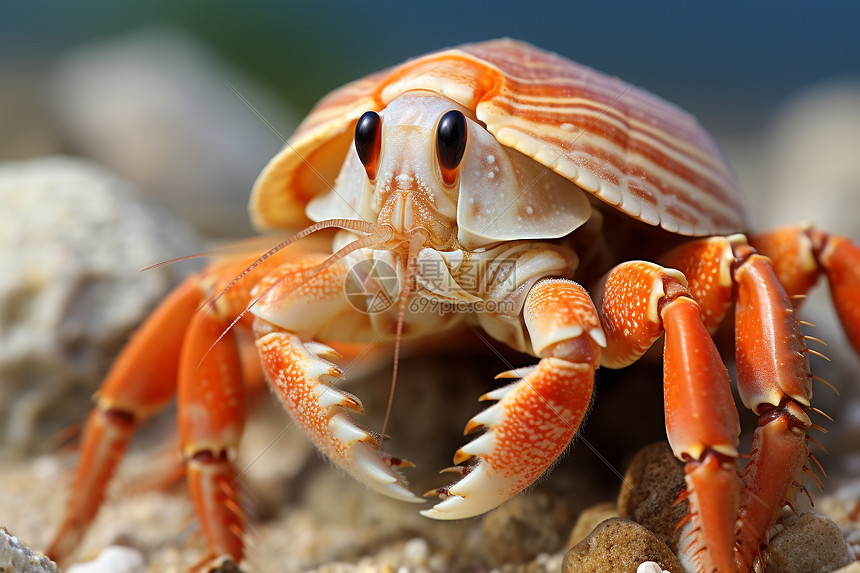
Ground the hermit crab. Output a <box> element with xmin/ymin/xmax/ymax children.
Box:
<box><xmin>48</xmin><ymin>39</ymin><xmax>860</xmax><ymax>571</ymax></box>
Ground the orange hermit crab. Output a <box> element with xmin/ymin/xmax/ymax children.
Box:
<box><xmin>48</xmin><ymin>39</ymin><xmax>860</xmax><ymax>571</ymax></box>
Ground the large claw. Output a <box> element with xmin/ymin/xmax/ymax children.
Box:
<box><xmin>422</xmin><ymin>357</ymin><xmax>595</xmax><ymax>519</ymax></box>
<box><xmin>256</xmin><ymin>329</ymin><xmax>422</xmax><ymax>503</ymax></box>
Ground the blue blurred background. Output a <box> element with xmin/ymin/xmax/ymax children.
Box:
<box><xmin>4</xmin><ymin>1</ymin><xmax>858</xmax><ymax>129</ymax></box>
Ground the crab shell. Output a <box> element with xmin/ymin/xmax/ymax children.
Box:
<box><xmin>251</xmin><ymin>38</ymin><xmax>748</xmax><ymax>239</ymax></box>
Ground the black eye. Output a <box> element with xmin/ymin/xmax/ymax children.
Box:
<box><xmin>436</xmin><ymin>110</ymin><xmax>467</xmax><ymax>182</ymax></box>
<box><xmin>355</xmin><ymin>110</ymin><xmax>381</xmax><ymax>180</ymax></box>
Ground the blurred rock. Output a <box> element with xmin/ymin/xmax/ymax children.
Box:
<box><xmin>50</xmin><ymin>28</ymin><xmax>297</xmax><ymax>238</ymax></box>
<box><xmin>479</xmin><ymin>491</ymin><xmax>576</xmax><ymax>567</ymax></box>
<box><xmin>759</xmin><ymin>82</ymin><xmax>860</xmax><ymax>461</ymax></box>
<box><xmin>0</xmin><ymin>67</ymin><xmax>65</xmax><ymax>160</ymax></box>
<box><xmin>758</xmin><ymin>82</ymin><xmax>860</xmax><ymax>243</ymax></box>
<box><xmin>0</xmin><ymin>156</ymin><xmax>202</xmax><ymax>452</ymax></box>
<box><xmin>65</xmin><ymin>545</ymin><xmax>146</xmax><ymax>573</ymax></box>
<box><xmin>762</xmin><ymin>512</ymin><xmax>851</xmax><ymax>573</ymax></box>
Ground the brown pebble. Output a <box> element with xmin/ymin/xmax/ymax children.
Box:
<box><xmin>617</xmin><ymin>442</ymin><xmax>687</xmax><ymax>550</ymax></box>
<box><xmin>205</xmin><ymin>555</ymin><xmax>247</xmax><ymax>573</ymax></box>
<box><xmin>563</xmin><ymin>518</ymin><xmax>684</xmax><ymax>573</ymax></box>
<box><xmin>480</xmin><ymin>492</ymin><xmax>573</xmax><ymax>566</ymax></box>
<box><xmin>762</xmin><ymin>512</ymin><xmax>850</xmax><ymax>573</ymax></box>
<box><xmin>567</xmin><ymin>502</ymin><xmax>619</xmax><ymax>549</ymax></box>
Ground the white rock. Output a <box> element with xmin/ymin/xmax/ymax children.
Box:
<box><xmin>50</xmin><ymin>27</ymin><xmax>297</xmax><ymax>237</ymax></box>
<box><xmin>758</xmin><ymin>81</ymin><xmax>860</xmax><ymax>243</ymax></box>
<box><xmin>402</xmin><ymin>537</ymin><xmax>429</xmax><ymax>566</ymax></box>
<box><xmin>0</xmin><ymin>157</ymin><xmax>202</xmax><ymax>452</ymax></box>
<box><xmin>0</xmin><ymin>527</ymin><xmax>60</xmax><ymax>573</ymax></box>
<box><xmin>66</xmin><ymin>545</ymin><xmax>146</xmax><ymax>573</ymax></box>
<box><xmin>637</xmin><ymin>561</ymin><xmax>669</xmax><ymax>573</ymax></box>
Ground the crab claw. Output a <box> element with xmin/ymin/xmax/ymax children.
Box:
<box><xmin>421</xmin><ymin>357</ymin><xmax>595</xmax><ymax>519</ymax></box>
<box><xmin>256</xmin><ymin>328</ymin><xmax>422</xmax><ymax>502</ymax></box>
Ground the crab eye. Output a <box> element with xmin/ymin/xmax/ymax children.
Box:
<box><xmin>355</xmin><ymin>110</ymin><xmax>382</xmax><ymax>180</ymax></box>
<box><xmin>436</xmin><ymin>110</ymin><xmax>467</xmax><ymax>184</ymax></box>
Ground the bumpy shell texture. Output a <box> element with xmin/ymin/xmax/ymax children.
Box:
<box><xmin>251</xmin><ymin>39</ymin><xmax>746</xmax><ymax>236</ymax></box>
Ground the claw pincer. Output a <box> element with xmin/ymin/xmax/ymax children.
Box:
<box><xmin>424</xmin><ymin>279</ymin><xmax>602</xmax><ymax>519</ymax></box>
<box><xmin>256</xmin><ymin>327</ymin><xmax>421</xmax><ymax>502</ymax></box>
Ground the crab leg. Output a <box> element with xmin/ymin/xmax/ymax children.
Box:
<box><xmin>755</xmin><ymin>226</ymin><xmax>860</xmax><ymax>526</ymax></box>
<box><xmin>178</xmin><ymin>302</ymin><xmax>246</xmax><ymax>562</ymax></box>
<box><xmin>423</xmin><ymin>279</ymin><xmax>602</xmax><ymax>519</ymax></box>
<box><xmin>751</xmin><ymin>224</ymin><xmax>860</xmax><ymax>354</ymax></box>
<box><xmin>663</xmin><ymin>236</ymin><xmax>816</xmax><ymax>570</ymax></box>
<box><xmin>47</xmin><ymin>277</ymin><xmax>203</xmax><ymax>563</ymax></box>
<box><xmin>47</xmin><ymin>250</ymin><xmax>292</xmax><ymax>564</ymax></box>
<box><xmin>729</xmin><ymin>240</ymin><xmax>813</xmax><ymax>569</ymax></box>
<box><xmin>597</xmin><ymin>260</ymin><xmax>742</xmax><ymax>572</ymax></box>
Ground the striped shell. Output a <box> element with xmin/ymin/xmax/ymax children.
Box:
<box><xmin>251</xmin><ymin>38</ymin><xmax>747</xmax><ymax>236</ymax></box>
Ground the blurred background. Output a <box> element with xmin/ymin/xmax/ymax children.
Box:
<box><xmin>3</xmin><ymin>0</ymin><xmax>860</xmax><ymax>234</ymax></box>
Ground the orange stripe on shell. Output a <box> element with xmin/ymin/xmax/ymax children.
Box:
<box><xmin>251</xmin><ymin>38</ymin><xmax>747</xmax><ymax>236</ymax></box>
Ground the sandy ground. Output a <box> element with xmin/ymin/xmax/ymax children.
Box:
<box><xmin>1</xmin><ymin>352</ymin><xmax>603</xmax><ymax>572</ymax></box>
<box><xmin>4</xmin><ymin>347</ymin><xmax>860</xmax><ymax>572</ymax></box>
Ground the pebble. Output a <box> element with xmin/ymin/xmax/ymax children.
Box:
<box><xmin>203</xmin><ymin>555</ymin><xmax>247</xmax><ymax>573</ymax></box>
<box><xmin>567</xmin><ymin>501</ymin><xmax>618</xmax><ymax>548</ymax></box>
<box><xmin>0</xmin><ymin>527</ymin><xmax>59</xmax><ymax>573</ymax></box>
<box><xmin>65</xmin><ymin>545</ymin><xmax>146</xmax><ymax>573</ymax></box>
<box><xmin>616</xmin><ymin>442</ymin><xmax>687</xmax><ymax>551</ymax></box>
<box><xmin>401</xmin><ymin>537</ymin><xmax>429</xmax><ymax>567</ymax></box>
<box><xmin>562</xmin><ymin>518</ymin><xmax>683</xmax><ymax>573</ymax></box>
<box><xmin>762</xmin><ymin>512</ymin><xmax>851</xmax><ymax>573</ymax></box>
<box><xmin>637</xmin><ymin>562</ymin><xmax>671</xmax><ymax>573</ymax></box>
<box><xmin>480</xmin><ymin>492</ymin><xmax>573</xmax><ymax>567</ymax></box>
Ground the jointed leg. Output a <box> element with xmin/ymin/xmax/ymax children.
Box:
<box><xmin>178</xmin><ymin>303</ymin><xmax>246</xmax><ymax>562</ymax></box>
<box><xmin>47</xmin><ymin>278</ymin><xmax>203</xmax><ymax>563</ymax></box>
<box><xmin>47</xmin><ymin>250</ymin><xmax>300</xmax><ymax>564</ymax></box>
<box><xmin>751</xmin><ymin>225</ymin><xmax>860</xmax><ymax>353</ymax></box>
<box><xmin>662</xmin><ymin>236</ymin><xmax>815</xmax><ymax>570</ymax></box>
<box><xmin>597</xmin><ymin>260</ymin><xmax>742</xmax><ymax>572</ymax></box>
